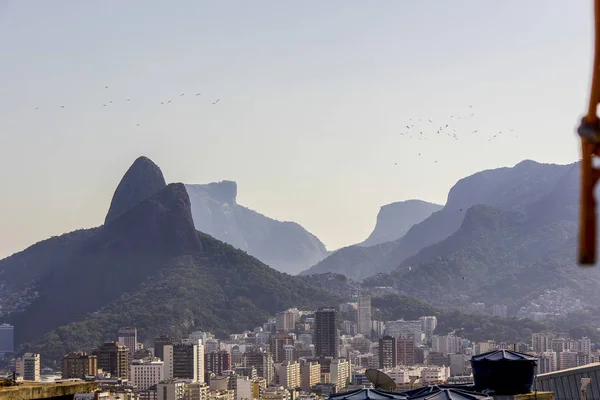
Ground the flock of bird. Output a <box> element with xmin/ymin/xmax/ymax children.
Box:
<box><xmin>394</xmin><ymin>104</ymin><xmax>519</xmax><ymax>166</ymax></box>
<box><xmin>32</xmin><ymin>88</ymin><xmax>516</xmax><ymax>164</ymax></box>
<box><xmin>33</xmin><ymin>85</ymin><xmax>221</xmax><ymax>127</ymax></box>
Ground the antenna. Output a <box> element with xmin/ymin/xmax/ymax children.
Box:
<box><xmin>365</xmin><ymin>369</ymin><xmax>397</xmax><ymax>391</ymax></box>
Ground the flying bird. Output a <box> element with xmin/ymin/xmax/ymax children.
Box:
<box><xmin>60</xmin><ymin>105</ymin><xmax>65</xmax><ymax>108</ymax></box>
<box><xmin>105</xmin><ymin>86</ymin><xmax>108</xmax><ymax>89</ymax></box>
<box><xmin>167</xmin><ymin>100</ymin><xmax>172</xmax><ymax>104</ymax></box>
<box><xmin>196</xmin><ymin>93</ymin><xmax>201</xmax><ymax>96</ymax></box>
<box><xmin>180</xmin><ymin>93</ymin><xmax>185</xmax><ymax>96</ymax></box>
<box><xmin>212</xmin><ymin>99</ymin><xmax>220</xmax><ymax>105</ymax></box>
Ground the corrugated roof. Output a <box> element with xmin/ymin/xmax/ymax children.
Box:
<box><xmin>402</xmin><ymin>387</ymin><xmax>491</xmax><ymax>400</ymax></box>
<box><xmin>327</xmin><ymin>388</ymin><xmax>408</xmax><ymax>400</ymax></box>
<box><xmin>470</xmin><ymin>350</ymin><xmax>537</xmax><ymax>362</ymax></box>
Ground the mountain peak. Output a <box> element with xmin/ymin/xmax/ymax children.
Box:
<box><xmin>358</xmin><ymin>200</ymin><xmax>442</xmax><ymax>247</ymax></box>
<box><xmin>105</xmin><ymin>156</ymin><xmax>167</xmax><ymax>224</ymax></box>
<box><xmin>102</xmin><ymin>182</ymin><xmax>202</xmax><ymax>256</ymax></box>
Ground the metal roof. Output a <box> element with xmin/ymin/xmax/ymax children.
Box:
<box><xmin>400</xmin><ymin>386</ymin><xmax>491</xmax><ymax>400</ymax></box>
<box><xmin>470</xmin><ymin>350</ymin><xmax>537</xmax><ymax>362</ymax></box>
<box><xmin>327</xmin><ymin>388</ymin><xmax>408</xmax><ymax>400</ymax></box>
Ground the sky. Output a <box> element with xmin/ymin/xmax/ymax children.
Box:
<box><xmin>0</xmin><ymin>0</ymin><xmax>592</xmax><ymax>259</ymax></box>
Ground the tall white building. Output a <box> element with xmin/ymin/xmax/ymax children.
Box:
<box><xmin>432</xmin><ymin>335</ymin><xmax>462</xmax><ymax>354</ymax></box>
<box><xmin>419</xmin><ymin>316</ymin><xmax>437</xmax><ymax>338</ymax></box>
<box><xmin>330</xmin><ymin>359</ymin><xmax>350</xmax><ymax>390</ymax></box>
<box><xmin>275</xmin><ymin>361</ymin><xmax>300</xmax><ymax>389</ymax></box>
<box><xmin>163</xmin><ymin>345</ymin><xmax>174</xmax><ymax>380</ymax></box>
<box><xmin>181</xmin><ymin>338</ymin><xmax>205</xmax><ymax>384</ymax></box>
<box><xmin>580</xmin><ymin>337</ymin><xmax>592</xmax><ymax>356</ymax></box>
<box><xmin>357</xmin><ymin>295</ymin><xmax>372</xmax><ymax>336</ymax></box>
<box><xmin>538</xmin><ymin>351</ymin><xmax>557</xmax><ymax>374</ymax></box>
<box><xmin>276</xmin><ymin>309</ymin><xmax>299</xmax><ymax>332</ymax></box>
<box><xmin>130</xmin><ymin>359</ymin><xmax>164</xmax><ymax>390</ymax></box>
<box><xmin>19</xmin><ymin>353</ymin><xmax>40</xmax><ymax>381</ymax></box>
<box><xmin>532</xmin><ymin>333</ymin><xmax>553</xmax><ymax>353</ymax></box>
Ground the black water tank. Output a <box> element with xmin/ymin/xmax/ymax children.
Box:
<box><xmin>470</xmin><ymin>350</ymin><xmax>537</xmax><ymax>395</ymax></box>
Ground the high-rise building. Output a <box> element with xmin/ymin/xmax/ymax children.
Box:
<box><xmin>183</xmin><ymin>338</ymin><xmax>205</xmax><ymax>384</ymax></box>
<box><xmin>357</xmin><ymin>295</ymin><xmax>372</xmax><ymax>336</ymax></box>
<box><xmin>314</xmin><ymin>308</ymin><xmax>338</xmax><ymax>358</ymax></box>
<box><xmin>276</xmin><ymin>309</ymin><xmax>299</xmax><ymax>332</ymax></box>
<box><xmin>300</xmin><ymin>361</ymin><xmax>320</xmax><ymax>392</ymax></box>
<box><xmin>532</xmin><ymin>333</ymin><xmax>554</xmax><ymax>353</ymax></box>
<box><xmin>130</xmin><ymin>359</ymin><xmax>164</xmax><ymax>391</ymax></box>
<box><xmin>62</xmin><ymin>352</ymin><xmax>98</xmax><ymax>379</ymax></box>
<box><xmin>269</xmin><ymin>333</ymin><xmax>295</xmax><ymax>363</ymax></box>
<box><xmin>243</xmin><ymin>350</ymin><xmax>274</xmax><ymax>384</ymax></box>
<box><xmin>275</xmin><ymin>360</ymin><xmax>300</xmax><ymax>389</ymax></box>
<box><xmin>580</xmin><ymin>337</ymin><xmax>592</xmax><ymax>356</ymax></box>
<box><xmin>117</xmin><ymin>327</ymin><xmax>138</xmax><ymax>355</ymax></box>
<box><xmin>154</xmin><ymin>335</ymin><xmax>175</xmax><ymax>361</ymax></box>
<box><xmin>0</xmin><ymin>324</ymin><xmax>14</xmax><ymax>357</ymax></box>
<box><xmin>397</xmin><ymin>337</ymin><xmax>416</xmax><ymax>366</ymax></box>
<box><xmin>19</xmin><ymin>353</ymin><xmax>40</xmax><ymax>381</ymax></box>
<box><xmin>432</xmin><ymin>335</ymin><xmax>462</xmax><ymax>354</ymax></box>
<box><xmin>205</xmin><ymin>350</ymin><xmax>232</xmax><ymax>380</ymax></box>
<box><xmin>378</xmin><ymin>336</ymin><xmax>396</xmax><ymax>370</ymax></box>
<box><xmin>419</xmin><ymin>316</ymin><xmax>437</xmax><ymax>338</ymax></box>
<box><xmin>172</xmin><ymin>340</ymin><xmax>204</xmax><ymax>382</ymax></box>
<box><xmin>330</xmin><ymin>359</ymin><xmax>350</xmax><ymax>390</ymax></box>
<box><xmin>93</xmin><ymin>342</ymin><xmax>129</xmax><ymax>379</ymax></box>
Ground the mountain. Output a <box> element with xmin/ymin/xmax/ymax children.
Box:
<box><xmin>1</xmin><ymin>158</ymin><xmax>340</xmax><ymax>362</ymax></box>
<box><xmin>105</xmin><ymin>156</ymin><xmax>167</xmax><ymax>224</ymax></box>
<box><xmin>299</xmin><ymin>241</ymin><xmax>396</xmax><ymax>281</ymax></box>
<box><xmin>185</xmin><ymin>182</ymin><xmax>329</xmax><ymax>275</ymax></box>
<box><xmin>300</xmin><ymin>160</ymin><xmax>577</xmax><ymax>281</ymax></box>
<box><xmin>358</xmin><ymin>200</ymin><xmax>442</xmax><ymax>247</ymax></box>
<box><xmin>363</xmin><ymin>162</ymin><xmax>599</xmax><ymax>312</ymax></box>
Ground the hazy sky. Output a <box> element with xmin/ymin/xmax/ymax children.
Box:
<box><xmin>0</xmin><ymin>1</ymin><xmax>591</xmax><ymax>258</ymax></box>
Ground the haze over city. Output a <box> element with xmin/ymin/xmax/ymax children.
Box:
<box><xmin>0</xmin><ymin>0</ymin><xmax>589</xmax><ymax>258</ymax></box>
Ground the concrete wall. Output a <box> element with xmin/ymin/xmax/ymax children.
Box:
<box><xmin>0</xmin><ymin>381</ymin><xmax>97</xmax><ymax>400</ymax></box>
<box><xmin>537</xmin><ymin>362</ymin><xmax>600</xmax><ymax>400</ymax></box>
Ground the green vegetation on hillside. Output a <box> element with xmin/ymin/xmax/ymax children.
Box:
<box><xmin>26</xmin><ymin>232</ymin><xmax>341</xmax><ymax>362</ymax></box>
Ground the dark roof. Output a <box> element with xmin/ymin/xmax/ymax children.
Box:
<box><xmin>470</xmin><ymin>350</ymin><xmax>537</xmax><ymax>362</ymax></box>
<box><xmin>401</xmin><ymin>386</ymin><xmax>491</xmax><ymax>400</ymax></box>
<box><xmin>327</xmin><ymin>388</ymin><xmax>408</xmax><ymax>400</ymax></box>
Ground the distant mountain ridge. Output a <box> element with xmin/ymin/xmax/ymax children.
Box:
<box><xmin>300</xmin><ymin>160</ymin><xmax>578</xmax><ymax>281</ymax></box>
<box><xmin>185</xmin><ymin>182</ymin><xmax>329</xmax><ymax>275</ymax></box>
<box><xmin>363</xmin><ymin>162</ymin><xmax>592</xmax><ymax>311</ymax></box>
<box><xmin>358</xmin><ymin>200</ymin><xmax>442</xmax><ymax>247</ymax></box>
<box><xmin>0</xmin><ymin>157</ymin><xmax>341</xmax><ymax>362</ymax></box>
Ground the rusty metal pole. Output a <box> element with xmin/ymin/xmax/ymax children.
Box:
<box><xmin>577</xmin><ymin>0</ymin><xmax>600</xmax><ymax>265</ymax></box>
